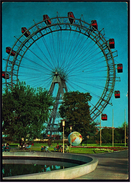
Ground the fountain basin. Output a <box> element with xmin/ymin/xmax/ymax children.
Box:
<box><xmin>2</xmin><ymin>151</ymin><xmax>98</xmax><ymax>180</ymax></box>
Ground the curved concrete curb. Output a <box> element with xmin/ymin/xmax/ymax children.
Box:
<box><xmin>2</xmin><ymin>152</ymin><xmax>98</xmax><ymax>180</ymax></box>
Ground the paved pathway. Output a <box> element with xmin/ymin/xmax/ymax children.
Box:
<box><xmin>75</xmin><ymin>150</ymin><xmax>129</xmax><ymax>180</ymax></box>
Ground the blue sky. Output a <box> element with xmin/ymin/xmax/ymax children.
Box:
<box><xmin>2</xmin><ymin>2</ymin><xmax>128</xmax><ymax>128</ymax></box>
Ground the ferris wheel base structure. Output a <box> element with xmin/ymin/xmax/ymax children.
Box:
<box><xmin>46</xmin><ymin>71</ymin><xmax>67</xmax><ymax>135</ymax></box>
<box><xmin>2</xmin><ymin>12</ymin><xmax>122</xmax><ymax>136</ymax></box>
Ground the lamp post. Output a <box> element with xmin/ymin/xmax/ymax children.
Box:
<box><xmin>61</xmin><ymin>119</ymin><xmax>66</xmax><ymax>153</ymax></box>
<box><xmin>124</xmin><ymin>109</ymin><xmax>126</xmax><ymax>147</ymax></box>
<box><xmin>70</xmin><ymin>125</ymin><xmax>72</xmax><ymax>133</ymax></box>
<box><xmin>112</xmin><ymin>109</ymin><xmax>114</xmax><ymax>147</ymax></box>
<box><xmin>100</xmin><ymin>111</ymin><xmax>102</xmax><ymax>146</ymax></box>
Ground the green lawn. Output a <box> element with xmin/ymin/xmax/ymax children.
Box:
<box><xmin>8</xmin><ymin>142</ymin><xmax>128</xmax><ymax>154</ymax></box>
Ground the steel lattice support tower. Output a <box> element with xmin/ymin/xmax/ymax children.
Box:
<box><xmin>46</xmin><ymin>72</ymin><xmax>68</xmax><ymax>135</ymax></box>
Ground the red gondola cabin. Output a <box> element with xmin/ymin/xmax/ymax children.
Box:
<box><xmin>43</xmin><ymin>15</ymin><xmax>51</xmax><ymax>25</ymax></box>
<box><xmin>6</xmin><ymin>47</ymin><xmax>16</xmax><ymax>56</ymax></box>
<box><xmin>101</xmin><ymin>114</ymin><xmax>107</xmax><ymax>120</ymax></box>
<box><xmin>21</xmin><ymin>27</ymin><xmax>30</xmax><ymax>37</ymax></box>
<box><xmin>114</xmin><ymin>91</ymin><xmax>120</xmax><ymax>98</ymax></box>
<box><xmin>2</xmin><ymin>71</ymin><xmax>9</xmax><ymax>79</ymax></box>
<box><xmin>117</xmin><ymin>64</ymin><xmax>123</xmax><ymax>73</ymax></box>
<box><xmin>91</xmin><ymin>20</ymin><xmax>98</xmax><ymax>30</ymax></box>
<box><xmin>109</xmin><ymin>39</ymin><xmax>115</xmax><ymax>49</ymax></box>
<box><xmin>68</xmin><ymin>12</ymin><xmax>75</xmax><ymax>24</ymax></box>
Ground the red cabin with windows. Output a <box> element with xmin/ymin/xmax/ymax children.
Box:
<box><xmin>114</xmin><ymin>90</ymin><xmax>120</xmax><ymax>98</ymax></box>
<box><xmin>6</xmin><ymin>47</ymin><xmax>16</xmax><ymax>56</ymax></box>
<box><xmin>101</xmin><ymin>114</ymin><xmax>107</xmax><ymax>120</ymax></box>
<box><xmin>109</xmin><ymin>39</ymin><xmax>115</xmax><ymax>49</ymax></box>
<box><xmin>43</xmin><ymin>15</ymin><xmax>51</xmax><ymax>25</ymax></box>
<box><xmin>117</xmin><ymin>64</ymin><xmax>123</xmax><ymax>73</ymax></box>
<box><xmin>21</xmin><ymin>27</ymin><xmax>30</xmax><ymax>37</ymax></box>
<box><xmin>91</xmin><ymin>20</ymin><xmax>98</xmax><ymax>30</ymax></box>
<box><xmin>68</xmin><ymin>12</ymin><xmax>75</xmax><ymax>24</ymax></box>
<box><xmin>2</xmin><ymin>71</ymin><xmax>9</xmax><ymax>79</ymax></box>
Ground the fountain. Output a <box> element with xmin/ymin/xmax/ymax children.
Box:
<box><xmin>2</xmin><ymin>151</ymin><xmax>98</xmax><ymax>179</ymax></box>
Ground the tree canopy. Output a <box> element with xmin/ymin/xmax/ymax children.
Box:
<box><xmin>2</xmin><ymin>82</ymin><xmax>54</xmax><ymax>142</ymax></box>
<box><xmin>59</xmin><ymin>91</ymin><xmax>97</xmax><ymax>140</ymax></box>
<box><xmin>95</xmin><ymin>122</ymin><xmax>128</xmax><ymax>144</ymax></box>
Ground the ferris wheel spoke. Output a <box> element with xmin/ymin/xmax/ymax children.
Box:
<box><xmin>65</xmin><ymin>41</ymin><xmax>100</xmax><ymax>74</ymax></box>
<box><xmin>68</xmin><ymin>60</ymin><xmax>107</xmax><ymax>75</ymax></box>
<box><xmin>63</xmin><ymin>31</ymin><xmax>82</xmax><ymax>72</ymax></box>
<box><xmin>63</xmin><ymin>33</ymin><xmax>86</xmax><ymax>72</ymax></box>
<box><xmin>18</xmin><ymin>74</ymin><xmax>51</xmax><ymax>84</ymax></box>
<box><xmin>19</xmin><ymin>64</ymin><xmax>47</xmax><ymax>74</ymax></box>
<box><xmin>34</xmin><ymin>41</ymin><xmax>55</xmax><ymax>70</ymax></box>
<box><xmin>67</xmin><ymin>79</ymin><xmax>103</xmax><ymax>103</ymax></box>
<box><xmin>68</xmin><ymin>38</ymin><xmax>92</xmax><ymax>67</ymax></box>
<box><xmin>82</xmin><ymin>51</ymin><xmax>104</xmax><ymax>68</ymax></box>
<box><xmin>84</xmin><ymin>67</ymin><xmax>107</xmax><ymax>74</ymax></box>
<box><xmin>57</xmin><ymin>30</ymin><xmax>62</xmax><ymax>68</ymax></box>
<box><xmin>20</xmin><ymin>60</ymin><xmax>51</xmax><ymax>75</ymax></box>
<box><xmin>60</xmin><ymin>31</ymin><xmax>71</xmax><ymax>69</ymax></box>
<box><xmin>25</xmin><ymin>46</ymin><xmax>53</xmax><ymax>70</ymax></box>
<box><xmin>65</xmin><ymin>32</ymin><xmax>85</xmax><ymax>67</ymax></box>
<box><xmin>69</xmin><ymin>75</ymin><xmax>107</xmax><ymax>82</ymax></box>
<box><xmin>66</xmin><ymin>81</ymin><xmax>78</xmax><ymax>92</ymax></box>
<box><xmin>80</xmin><ymin>62</ymin><xmax>107</xmax><ymax>72</ymax></box>
<box><xmin>73</xmin><ymin>58</ymin><xmax>106</xmax><ymax>74</ymax></box>
<box><xmin>60</xmin><ymin>31</ymin><xmax>74</xmax><ymax>70</ymax></box>
<box><xmin>41</xmin><ymin>36</ymin><xmax>55</xmax><ymax>68</ymax></box>
<box><xmin>19</xmin><ymin>72</ymin><xmax>52</xmax><ymax>81</ymax></box>
<box><xmin>83</xmin><ymin>56</ymin><xmax>105</xmax><ymax>69</ymax></box>
<box><xmin>59</xmin><ymin>31</ymin><xmax>67</xmax><ymax>69</ymax></box>
<box><xmin>23</xmin><ymin>74</ymin><xmax>52</xmax><ymax>88</ymax></box>
<box><xmin>40</xmin><ymin>77</ymin><xmax>52</xmax><ymax>88</ymax></box>
<box><xmin>70</xmin><ymin>38</ymin><xmax>96</xmax><ymax>65</ymax></box>
<box><xmin>69</xmin><ymin>73</ymin><xmax>107</xmax><ymax>79</ymax></box>
<box><xmin>67</xmin><ymin>80</ymin><xmax>96</xmax><ymax>109</ymax></box>
<box><xmin>70</xmin><ymin>77</ymin><xmax>105</xmax><ymax>91</ymax></box>
<box><xmin>51</xmin><ymin>32</ymin><xmax>59</xmax><ymax>67</ymax></box>
<box><xmin>15</xmin><ymin>36</ymin><xmax>54</xmax><ymax>71</ymax></box>
<box><xmin>58</xmin><ymin>30</ymin><xmax>65</xmax><ymax>68</ymax></box>
<box><xmin>22</xmin><ymin>55</ymin><xmax>52</xmax><ymax>72</ymax></box>
<box><xmin>73</xmin><ymin>45</ymin><xmax>101</xmax><ymax>69</ymax></box>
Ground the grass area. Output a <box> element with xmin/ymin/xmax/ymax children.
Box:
<box><xmin>84</xmin><ymin>143</ymin><xmax>127</xmax><ymax>147</ymax></box>
<box><xmin>9</xmin><ymin>142</ymin><xmax>127</xmax><ymax>147</ymax></box>
<box><xmin>8</xmin><ymin>142</ymin><xmax>128</xmax><ymax>154</ymax></box>
<box><xmin>69</xmin><ymin>147</ymin><xmax>95</xmax><ymax>154</ymax></box>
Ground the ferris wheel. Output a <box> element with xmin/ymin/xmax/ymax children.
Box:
<box><xmin>2</xmin><ymin>12</ymin><xmax>122</xmax><ymax>135</ymax></box>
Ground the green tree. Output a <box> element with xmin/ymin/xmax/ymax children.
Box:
<box><xmin>115</xmin><ymin>122</ymin><xmax>128</xmax><ymax>143</ymax></box>
<box><xmin>95</xmin><ymin>127</ymin><xmax>112</xmax><ymax>144</ymax></box>
<box><xmin>95</xmin><ymin>122</ymin><xmax>129</xmax><ymax>144</ymax></box>
<box><xmin>2</xmin><ymin>81</ymin><xmax>54</xmax><ymax>143</ymax></box>
<box><xmin>101</xmin><ymin>127</ymin><xmax>112</xmax><ymax>143</ymax></box>
<box><xmin>59</xmin><ymin>91</ymin><xmax>97</xmax><ymax>141</ymax></box>
<box><xmin>114</xmin><ymin>128</ymin><xmax>124</xmax><ymax>143</ymax></box>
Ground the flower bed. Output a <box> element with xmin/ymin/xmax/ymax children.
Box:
<box><xmin>94</xmin><ymin>148</ymin><xmax>114</xmax><ymax>153</ymax></box>
<box><xmin>71</xmin><ymin>146</ymin><xmax>128</xmax><ymax>152</ymax></box>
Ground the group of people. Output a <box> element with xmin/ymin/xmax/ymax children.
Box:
<box><xmin>2</xmin><ymin>142</ymin><xmax>70</xmax><ymax>153</ymax></box>
<box><xmin>2</xmin><ymin>143</ymin><xmax>10</xmax><ymax>152</ymax></box>
<box><xmin>19</xmin><ymin>143</ymin><xmax>32</xmax><ymax>149</ymax></box>
<box><xmin>54</xmin><ymin>143</ymin><xmax>69</xmax><ymax>152</ymax></box>
<box><xmin>41</xmin><ymin>146</ymin><xmax>51</xmax><ymax>152</ymax></box>
<box><xmin>40</xmin><ymin>143</ymin><xmax>69</xmax><ymax>153</ymax></box>
<box><xmin>19</xmin><ymin>139</ymin><xmax>33</xmax><ymax>149</ymax></box>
